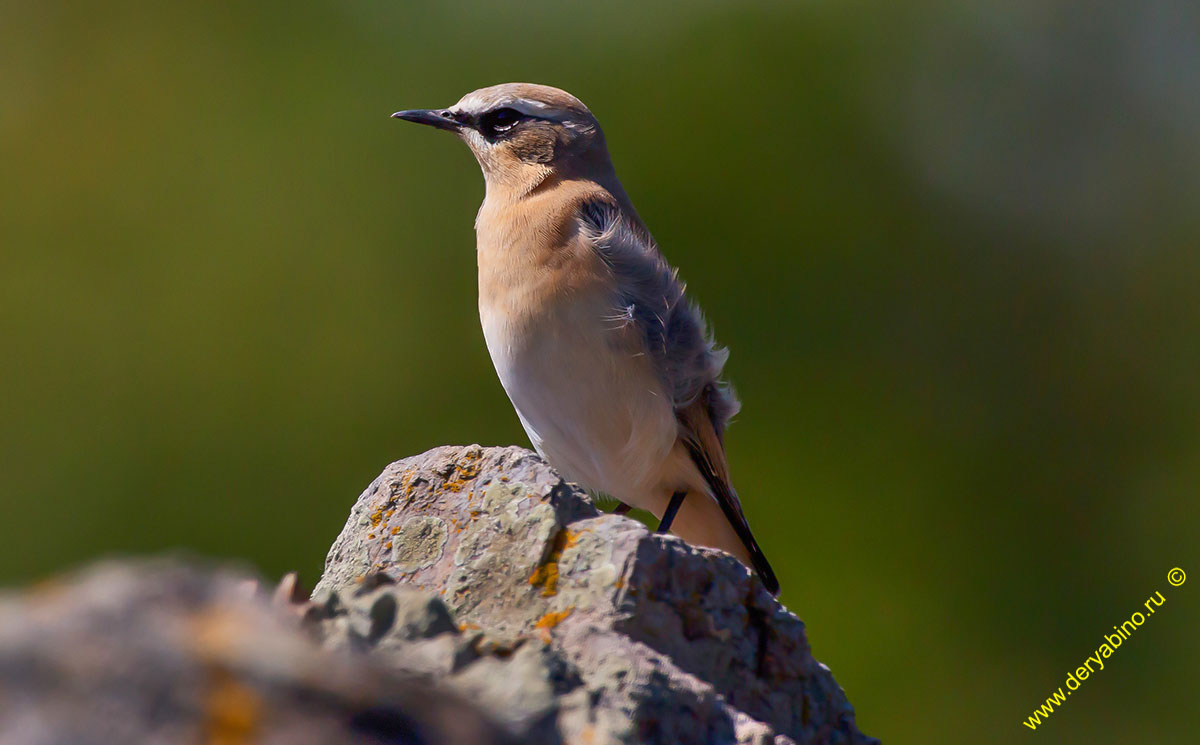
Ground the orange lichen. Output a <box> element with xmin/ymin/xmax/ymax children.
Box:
<box><xmin>528</xmin><ymin>563</ymin><xmax>559</xmax><ymax>596</ymax></box>
<box><xmin>368</xmin><ymin>502</ymin><xmax>398</xmax><ymax>530</ymax></box>
<box><xmin>187</xmin><ymin>612</ymin><xmax>261</xmax><ymax>745</ymax></box>
<box><xmin>534</xmin><ymin>607</ymin><xmax>573</xmax><ymax>630</ymax></box>
<box><xmin>205</xmin><ymin>668</ymin><xmax>261</xmax><ymax>745</ymax></box>
<box><xmin>440</xmin><ymin>450</ymin><xmax>484</xmax><ymax>493</ymax></box>
<box><xmin>534</xmin><ymin>607</ymin><xmax>574</xmax><ymax>643</ymax></box>
<box><xmin>528</xmin><ymin>529</ymin><xmax>577</xmax><ymax>597</ymax></box>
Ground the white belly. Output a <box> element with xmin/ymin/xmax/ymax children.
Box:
<box><xmin>479</xmin><ymin>295</ymin><xmax>677</xmax><ymax>507</ymax></box>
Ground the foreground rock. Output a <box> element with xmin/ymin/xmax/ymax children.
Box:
<box><xmin>316</xmin><ymin>445</ymin><xmax>876</xmax><ymax>745</ymax></box>
<box><xmin>0</xmin><ymin>560</ymin><xmax>511</xmax><ymax>745</ymax></box>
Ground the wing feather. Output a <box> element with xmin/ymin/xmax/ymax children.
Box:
<box><xmin>578</xmin><ymin>199</ymin><xmax>739</xmax><ymax>432</ymax></box>
<box><xmin>578</xmin><ymin>199</ymin><xmax>779</xmax><ymax>595</ymax></box>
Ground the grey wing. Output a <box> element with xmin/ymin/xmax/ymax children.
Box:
<box><xmin>577</xmin><ymin>199</ymin><xmax>740</xmax><ymax>437</ymax></box>
<box><xmin>577</xmin><ymin>199</ymin><xmax>779</xmax><ymax>594</ymax></box>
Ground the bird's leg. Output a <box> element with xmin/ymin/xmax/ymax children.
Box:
<box><xmin>657</xmin><ymin>490</ymin><xmax>687</xmax><ymax>534</ymax></box>
<box><xmin>612</xmin><ymin>503</ymin><xmax>633</xmax><ymax>515</ymax></box>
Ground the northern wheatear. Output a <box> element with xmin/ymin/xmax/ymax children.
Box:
<box><xmin>393</xmin><ymin>83</ymin><xmax>779</xmax><ymax>594</ymax></box>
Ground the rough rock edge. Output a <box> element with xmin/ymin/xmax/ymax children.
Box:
<box><xmin>0</xmin><ymin>444</ymin><xmax>877</xmax><ymax>745</ymax></box>
<box><xmin>316</xmin><ymin>445</ymin><xmax>878</xmax><ymax>745</ymax></box>
<box><xmin>0</xmin><ymin>559</ymin><xmax>516</xmax><ymax>745</ymax></box>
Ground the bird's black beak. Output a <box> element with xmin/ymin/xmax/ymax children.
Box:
<box><xmin>391</xmin><ymin>109</ymin><xmax>463</xmax><ymax>132</ymax></box>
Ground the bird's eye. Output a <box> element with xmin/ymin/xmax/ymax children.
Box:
<box><xmin>482</xmin><ymin>107</ymin><xmax>523</xmax><ymax>134</ymax></box>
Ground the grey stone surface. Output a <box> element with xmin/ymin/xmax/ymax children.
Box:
<box><xmin>0</xmin><ymin>445</ymin><xmax>877</xmax><ymax>745</ymax></box>
<box><xmin>316</xmin><ymin>445</ymin><xmax>878</xmax><ymax>745</ymax></box>
<box><xmin>0</xmin><ymin>560</ymin><xmax>513</xmax><ymax>745</ymax></box>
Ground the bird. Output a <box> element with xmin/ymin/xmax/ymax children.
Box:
<box><xmin>392</xmin><ymin>83</ymin><xmax>779</xmax><ymax>595</ymax></box>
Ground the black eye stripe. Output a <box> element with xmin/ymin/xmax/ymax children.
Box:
<box><xmin>479</xmin><ymin>107</ymin><xmax>527</xmax><ymax>138</ymax></box>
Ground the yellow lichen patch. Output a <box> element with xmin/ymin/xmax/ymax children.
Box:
<box><xmin>205</xmin><ymin>668</ymin><xmax>261</xmax><ymax>745</ymax></box>
<box><xmin>534</xmin><ymin>607</ymin><xmax>574</xmax><ymax>643</ymax></box>
<box><xmin>443</xmin><ymin>457</ymin><xmax>482</xmax><ymax>492</ymax></box>
<box><xmin>186</xmin><ymin>611</ymin><xmax>261</xmax><ymax>745</ymax></box>
<box><xmin>528</xmin><ymin>529</ymin><xmax>578</xmax><ymax>597</ymax></box>
<box><xmin>368</xmin><ymin>503</ymin><xmax>398</xmax><ymax>530</ymax></box>
<box><xmin>368</xmin><ymin>503</ymin><xmax>386</xmax><ymax>528</ymax></box>
<box><xmin>528</xmin><ymin>562</ymin><xmax>559</xmax><ymax>596</ymax></box>
<box><xmin>534</xmin><ymin>607</ymin><xmax>573</xmax><ymax>630</ymax></box>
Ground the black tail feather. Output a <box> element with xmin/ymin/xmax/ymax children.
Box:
<box><xmin>681</xmin><ymin>439</ymin><xmax>780</xmax><ymax>596</ymax></box>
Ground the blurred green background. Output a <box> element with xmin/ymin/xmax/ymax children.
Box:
<box><xmin>2</xmin><ymin>0</ymin><xmax>1197</xmax><ymax>742</ymax></box>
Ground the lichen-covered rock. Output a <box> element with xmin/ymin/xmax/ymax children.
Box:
<box><xmin>0</xmin><ymin>445</ymin><xmax>876</xmax><ymax>745</ymax></box>
<box><xmin>316</xmin><ymin>445</ymin><xmax>877</xmax><ymax>745</ymax></box>
<box><xmin>0</xmin><ymin>560</ymin><xmax>515</xmax><ymax>745</ymax></box>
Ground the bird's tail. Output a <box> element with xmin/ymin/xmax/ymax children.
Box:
<box><xmin>676</xmin><ymin>401</ymin><xmax>780</xmax><ymax>595</ymax></box>
<box><xmin>668</xmin><ymin>479</ymin><xmax>780</xmax><ymax>596</ymax></box>
<box><xmin>710</xmin><ymin>486</ymin><xmax>779</xmax><ymax>596</ymax></box>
